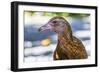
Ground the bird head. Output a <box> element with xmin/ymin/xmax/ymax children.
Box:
<box><xmin>38</xmin><ymin>16</ymin><xmax>70</xmax><ymax>34</ymax></box>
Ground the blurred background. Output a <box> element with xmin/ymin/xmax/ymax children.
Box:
<box><xmin>24</xmin><ymin>11</ymin><xmax>91</xmax><ymax>62</ymax></box>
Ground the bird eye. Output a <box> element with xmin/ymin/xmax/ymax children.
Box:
<box><xmin>52</xmin><ymin>21</ymin><xmax>57</xmax><ymax>23</ymax></box>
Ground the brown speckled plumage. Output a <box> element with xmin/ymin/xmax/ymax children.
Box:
<box><xmin>39</xmin><ymin>16</ymin><xmax>88</xmax><ymax>60</ymax></box>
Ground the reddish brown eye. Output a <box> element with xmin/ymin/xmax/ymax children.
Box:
<box><xmin>51</xmin><ymin>21</ymin><xmax>58</xmax><ymax>26</ymax></box>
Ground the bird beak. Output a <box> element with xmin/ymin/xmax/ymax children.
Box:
<box><xmin>38</xmin><ymin>23</ymin><xmax>52</xmax><ymax>32</ymax></box>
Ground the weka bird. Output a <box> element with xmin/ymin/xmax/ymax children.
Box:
<box><xmin>38</xmin><ymin>16</ymin><xmax>88</xmax><ymax>60</ymax></box>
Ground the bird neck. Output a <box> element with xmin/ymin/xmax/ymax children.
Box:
<box><xmin>58</xmin><ymin>25</ymin><xmax>73</xmax><ymax>41</ymax></box>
